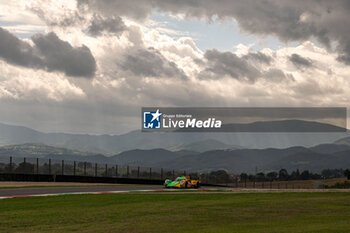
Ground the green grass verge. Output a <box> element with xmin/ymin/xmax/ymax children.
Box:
<box><xmin>1</xmin><ymin>192</ymin><xmax>350</xmax><ymax>232</ymax></box>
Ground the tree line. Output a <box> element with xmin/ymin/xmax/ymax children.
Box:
<box><xmin>239</xmin><ymin>168</ymin><xmax>349</xmax><ymax>182</ymax></box>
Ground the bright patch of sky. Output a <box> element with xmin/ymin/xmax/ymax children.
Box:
<box><xmin>151</xmin><ymin>11</ymin><xmax>298</xmax><ymax>52</ymax></box>
<box><xmin>0</xmin><ymin>20</ymin><xmax>45</xmax><ymax>38</ymax></box>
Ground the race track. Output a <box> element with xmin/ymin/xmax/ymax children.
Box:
<box><xmin>0</xmin><ymin>185</ymin><xmax>164</xmax><ymax>198</ymax></box>
<box><xmin>1</xmin><ymin>184</ymin><xmax>347</xmax><ymax>199</ymax></box>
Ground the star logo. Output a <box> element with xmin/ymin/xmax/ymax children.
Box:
<box><xmin>150</xmin><ymin>109</ymin><xmax>162</xmax><ymax>122</ymax></box>
<box><xmin>143</xmin><ymin>109</ymin><xmax>162</xmax><ymax>129</ymax></box>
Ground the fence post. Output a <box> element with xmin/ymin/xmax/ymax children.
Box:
<box><xmin>184</xmin><ymin>170</ymin><xmax>186</xmax><ymax>176</ymax></box>
<box><xmin>23</xmin><ymin>157</ymin><xmax>28</xmax><ymax>174</ymax></box>
<box><xmin>244</xmin><ymin>178</ymin><xmax>247</xmax><ymax>188</ymax></box>
<box><xmin>127</xmin><ymin>166</ymin><xmax>129</xmax><ymax>178</ymax></box>
<box><xmin>95</xmin><ymin>163</ymin><xmax>97</xmax><ymax>177</ymax></box>
<box><xmin>161</xmin><ymin>168</ymin><xmax>163</xmax><ymax>180</ymax></box>
<box><xmin>84</xmin><ymin>162</ymin><xmax>87</xmax><ymax>176</ymax></box>
<box><xmin>172</xmin><ymin>170</ymin><xmax>175</xmax><ymax>179</ymax></box>
<box><xmin>278</xmin><ymin>183</ymin><xmax>280</xmax><ymax>189</ymax></box>
<box><xmin>9</xmin><ymin>156</ymin><xmax>12</xmax><ymax>173</ymax></box>
<box><xmin>73</xmin><ymin>161</ymin><xmax>76</xmax><ymax>176</ymax></box>
<box><xmin>285</xmin><ymin>183</ymin><xmax>288</xmax><ymax>189</ymax></box>
<box><xmin>137</xmin><ymin>166</ymin><xmax>140</xmax><ymax>178</ymax></box>
<box><xmin>49</xmin><ymin>159</ymin><xmax>51</xmax><ymax>175</ymax></box>
<box><xmin>262</xmin><ymin>182</ymin><xmax>264</xmax><ymax>189</ymax></box>
<box><xmin>149</xmin><ymin>168</ymin><xmax>152</xmax><ymax>179</ymax></box>
<box><xmin>105</xmin><ymin>164</ymin><xmax>108</xmax><ymax>177</ymax></box>
<box><xmin>61</xmin><ymin>160</ymin><xmax>64</xmax><ymax>175</ymax></box>
<box><xmin>270</xmin><ymin>181</ymin><xmax>272</xmax><ymax>189</ymax></box>
<box><xmin>115</xmin><ymin>164</ymin><xmax>118</xmax><ymax>177</ymax></box>
<box><xmin>36</xmin><ymin>158</ymin><xmax>39</xmax><ymax>174</ymax></box>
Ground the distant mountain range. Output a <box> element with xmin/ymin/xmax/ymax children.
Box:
<box><xmin>167</xmin><ymin>139</ymin><xmax>243</xmax><ymax>153</ymax></box>
<box><xmin>334</xmin><ymin>136</ymin><xmax>350</xmax><ymax>147</ymax></box>
<box><xmin>1</xmin><ymin>143</ymin><xmax>350</xmax><ymax>173</ymax></box>
<box><xmin>0</xmin><ymin>122</ymin><xmax>349</xmax><ymax>153</ymax></box>
<box><xmin>155</xmin><ymin>144</ymin><xmax>350</xmax><ymax>173</ymax></box>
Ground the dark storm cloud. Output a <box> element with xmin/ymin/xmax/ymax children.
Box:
<box><xmin>199</xmin><ymin>50</ymin><xmax>290</xmax><ymax>82</ymax></box>
<box><xmin>0</xmin><ymin>27</ymin><xmax>42</xmax><ymax>67</ymax></box>
<box><xmin>77</xmin><ymin>0</ymin><xmax>350</xmax><ymax>65</ymax></box>
<box><xmin>242</xmin><ymin>52</ymin><xmax>272</xmax><ymax>65</ymax></box>
<box><xmin>32</xmin><ymin>33</ymin><xmax>96</xmax><ymax>77</ymax></box>
<box><xmin>0</xmin><ymin>27</ymin><xmax>96</xmax><ymax>78</ymax></box>
<box><xmin>119</xmin><ymin>47</ymin><xmax>187</xmax><ymax>79</ymax></box>
<box><xmin>200</xmin><ymin>49</ymin><xmax>261</xmax><ymax>82</ymax></box>
<box><xmin>87</xmin><ymin>15</ymin><xmax>126</xmax><ymax>36</ymax></box>
<box><xmin>289</xmin><ymin>54</ymin><xmax>313</xmax><ymax>68</ymax></box>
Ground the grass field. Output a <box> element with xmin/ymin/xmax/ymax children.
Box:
<box><xmin>1</xmin><ymin>192</ymin><xmax>350</xmax><ymax>233</ymax></box>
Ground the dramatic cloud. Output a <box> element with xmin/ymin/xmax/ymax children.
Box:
<box><xmin>77</xmin><ymin>0</ymin><xmax>153</xmax><ymax>20</ymax></box>
<box><xmin>201</xmin><ymin>49</ymin><xmax>261</xmax><ymax>81</ymax></box>
<box><xmin>198</xmin><ymin>49</ymin><xmax>292</xmax><ymax>83</ymax></box>
<box><xmin>87</xmin><ymin>15</ymin><xmax>126</xmax><ymax>36</ymax></box>
<box><xmin>242</xmin><ymin>52</ymin><xmax>272</xmax><ymax>65</ymax></box>
<box><xmin>119</xmin><ymin>47</ymin><xmax>187</xmax><ymax>79</ymax></box>
<box><xmin>75</xmin><ymin>0</ymin><xmax>350</xmax><ymax>65</ymax></box>
<box><xmin>0</xmin><ymin>27</ymin><xmax>96</xmax><ymax>78</ymax></box>
<box><xmin>0</xmin><ymin>27</ymin><xmax>42</xmax><ymax>67</ymax></box>
<box><xmin>289</xmin><ymin>54</ymin><xmax>313</xmax><ymax>68</ymax></box>
<box><xmin>32</xmin><ymin>32</ymin><xmax>96</xmax><ymax>77</ymax></box>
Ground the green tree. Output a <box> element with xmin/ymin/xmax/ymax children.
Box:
<box><xmin>266</xmin><ymin>171</ymin><xmax>278</xmax><ymax>181</ymax></box>
<box><xmin>278</xmin><ymin>169</ymin><xmax>289</xmax><ymax>181</ymax></box>
<box><xmin>255</xmin><ymin>172</ymin><xmax>266</xmax><ymax>181</ymax></box>
<box><xmin>300</xmin><ymin>170</ymin><xmax>310</xmax><ymax>180</ymax></box>
<box><xmin>240</xmin><ymin>173</ymin><xmax>248</xmax><ymax>181</ymax></box>
<box><xmin>344</xmin><ymin>169</ymin><xmax>350</xmax><ymax>179</ymax></box>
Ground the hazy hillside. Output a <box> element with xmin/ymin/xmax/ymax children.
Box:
<box><xmin>167</xmin><ymin>139</ymin><xmax>243</xmax><ymax>152</ymax></box>
<box><xmin>308</xmin><ymin>143</ymin><xmax>350</xmax><ymax>154</ymax></box>
<box><xmin>155</xmin><ymin>147</ymin><xmax>310</xmax><ymax>173</ymax></box>
<box><xmin>1</xmin><ymin>143</ymin><xmax>350</xmax><ymax>173</ymax></box>
<box><xmin>0</xmin><ymin>143</ymin><xmax>112</xmax><ymax>163</ymax></box>
<box><xmin>334</xmin><ymin>136</ymin><xmax>350</xmax><ymax>146</ymax></box>
<box><xmin>156</xmin><ymin>146</ymin><xmax>350</xmax><ymax>173</ymax></box>
<box><xmin>0</xmin><ymin>122</ymin><xmax>349</xmax><ymax>153</ymax></box>
<box><xmin>0</xmin><ymin>143</ymin><xmax>96</xmax><ymax>158</ymax></box>
<box><xmin>266</xmin><ymin>150</ymin><xmax>350</xmax><ymax>172</ymax></box>
<box><xmin>111</xmin><ymin>149</ymin><xmax>187</xmax><ymax>167</ymax></box>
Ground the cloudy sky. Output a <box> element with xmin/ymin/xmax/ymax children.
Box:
<box><xmin>0</xmin><ymin>0</ymin><xmax>349</xmax><ymax>134</ymax></box>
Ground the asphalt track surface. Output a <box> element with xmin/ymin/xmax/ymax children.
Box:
<box><xmin>3</xmin><ymin>185</ymin><xmax>348</xmax><ymax>198</ymax></box>
<box><xmin>0</xmin><ymin>185</ymin><xmax>164</xmax><ymax>197</ymax></box>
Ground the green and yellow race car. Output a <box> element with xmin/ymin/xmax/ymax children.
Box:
<box><xmin>164</xmin><ymin>176</ymin><xmax>200</xmax><ymax>189</ymax></box>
